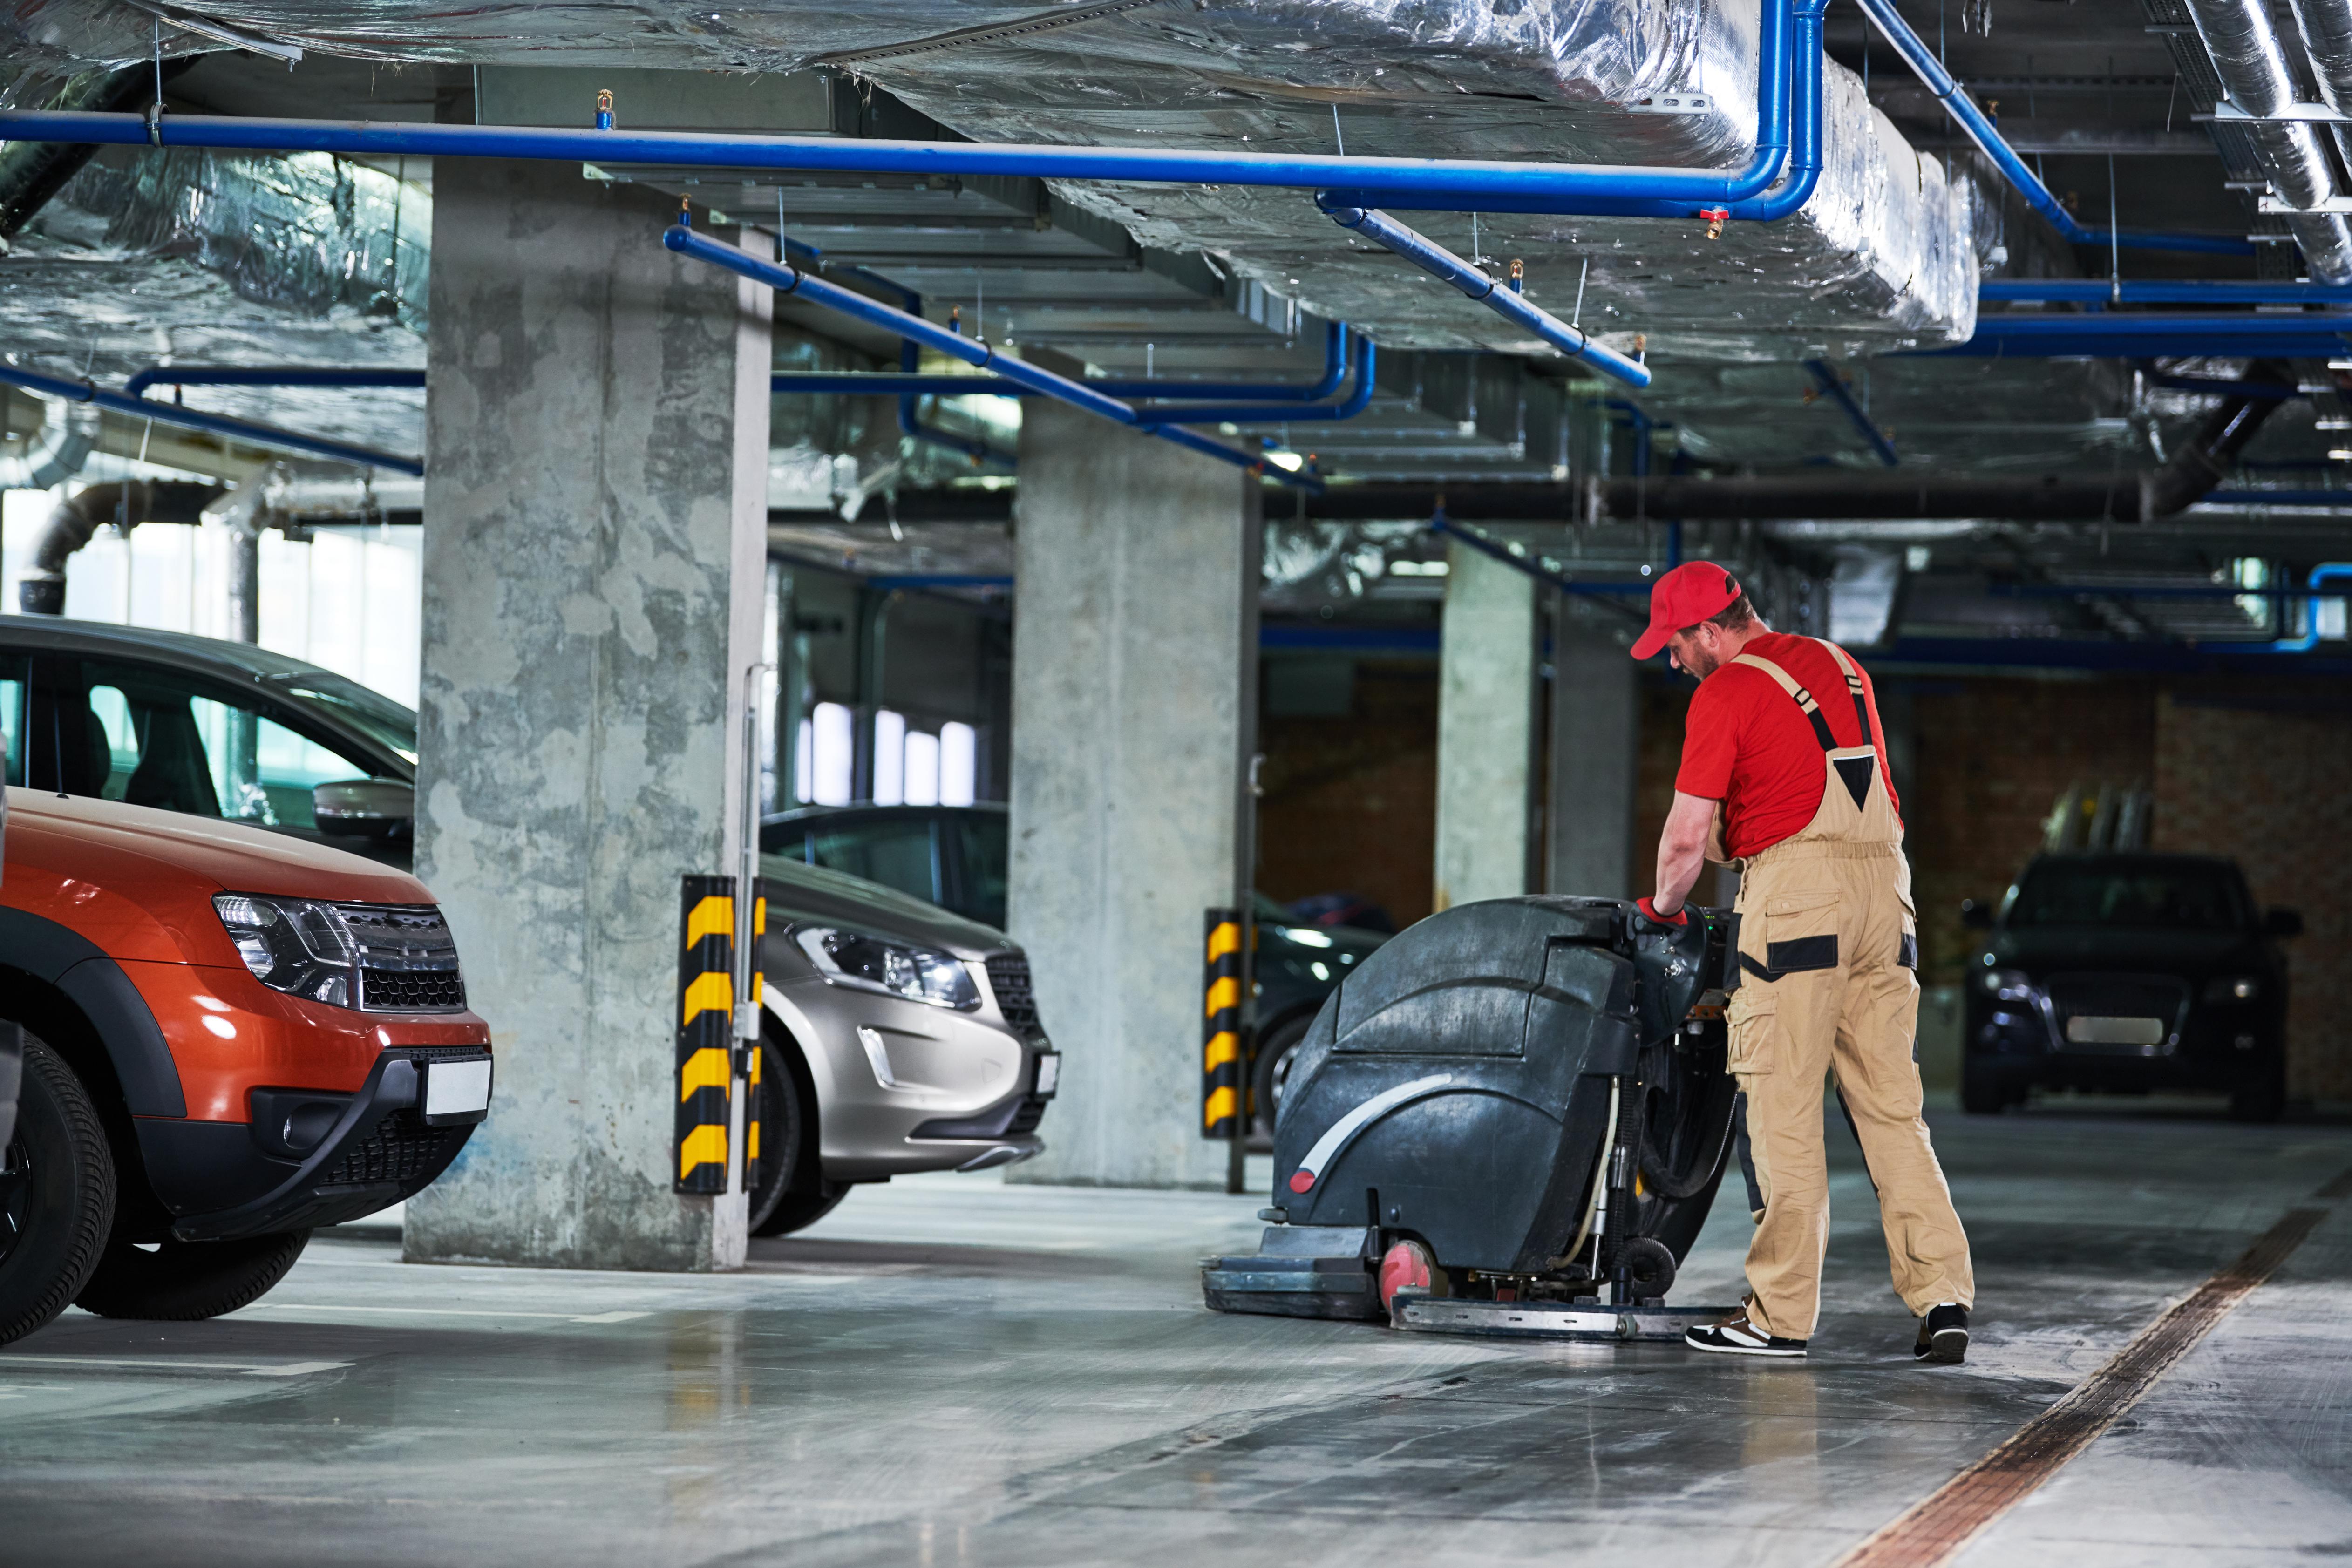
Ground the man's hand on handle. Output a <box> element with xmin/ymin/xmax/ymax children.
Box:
<box><xmin>1647</xmin><ymin>790</ymin><xmax>1718</xmax><ymax>926</ymax></box>
<box><xmin>1635</xmin><ymin>896</ymin><xmax>1688</xmax><ymax>929</ymax></box>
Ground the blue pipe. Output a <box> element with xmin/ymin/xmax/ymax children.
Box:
<box><xmin>1931</xmin><ymin>313</ymin><xmax>2352</xmax><ymax>358</ymax></box>
<box><xmin>1100</xmin><ymin>322</ymin><xmax>1351</xmax><ymax>402</ymax></box>
<box><xmin>122</xmin><ymin>365</ymin><xmax>426</xmax><ymax>397</ymax></box>
<box><xmin>664</xmin><ymin>221</ymin><xmax>1320</xmax><ymax>490</ymax></box>
<box><xmin>2254</xmin><ymin>564</ymin><xmax>2352</xmax><ymax>652</ymax></box>
<box><xmin>1133</xmin><ymin>337</ymin><xmax>1376</xmax><ymax>426</ymax></box>
<box><xmin>1803</xmin><ymin>360</ymin><xmax>1899</xmax><ymax>466</ymax></box>
<box><xmin>1605</xmin><ymin>400</ymin><xmax>1654</xmax><ymax>478</ymax></box>
<box><xmin>0</xmin><ymin>365</ymin><xmax>424</xmax><ymax>475</ymax></box>
<box><xmin>0</xmin><ymin>0</ymin><xmax>1793</xmax><ymax>220</ymax></box>
<box><xmin>770</xmin><ymin>331</ymin><xmax>1378</xmax><ymax>426</ymax></box>
<box><xmin>1322</xmin><ymin>206</ymin><xmax>1652</xmax><ymax>388</ymax></box>
<box><xmin>1983</xmin><ymin>280</ymin><xmax>2352</xmax><ymax>305</ymax></box>
<box><xmin>1850</xmin><ymin>0</ymin><xmax>2253</xmax><ymax>256</ymax></box>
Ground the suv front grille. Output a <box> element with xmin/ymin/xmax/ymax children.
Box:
<box><xmin>985</xmin><ymin>954</ymin><xmax>1040</xmax><ymax>1034</ymax></box>
<box><xmin>337</xmin><ymin>903</ymin><xmax>467</xmax><ymax>1013</ymax></box>
<box><xmin>359</xmin><ymin>968</ymin><xmax>467</xmax><ymax>1011</ymax></box>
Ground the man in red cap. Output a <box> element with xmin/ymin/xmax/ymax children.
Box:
<box><xmin>1630</xmin><ymin>561</ymin><xmax>1972</xmax><ymax>1363</ymax></box>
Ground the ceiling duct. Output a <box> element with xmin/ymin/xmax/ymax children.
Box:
<box><xmin>0</xmin><ymin>388</ymin><xmax>98</xmax><ymax>490</ymax></box>
<box><xmin>0</xmin><ymin>0</ymin><xmax>1984</xmax><ymax>363</ymax></box>
<box><xmin>2181</xmin><ymin>0</ymin><xmax>2352</xmax><ymax>281</ymax></box>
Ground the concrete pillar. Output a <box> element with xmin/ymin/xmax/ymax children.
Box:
<box><xmin>1546</xmin><ymin>596</ymin><xmax>1639</xmax><ymax>900</ymax></box>
<box><xmin>1433</xmin><ymin>540</ymin><xmax>1538</xmax><ymax>910</ymax></box>
<box><xmin>405</xmin><ymin>162</ymin><xmax>771</xmax><ymax>1271</ymax></box>
<box><xmin>1004</xmin><ymin>399</ymin><xmax>1259</xmax><ymax>1189</ymax></box>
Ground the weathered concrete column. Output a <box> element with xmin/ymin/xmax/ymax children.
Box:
<box><xmin>1005</xmin><ymin>399</ymin><xmax>1259</xmax><ymax>1189</ymax></box>
<box><xmin>1547</xmin><ymin>596</ymin><xmax>1639</xmax><ymax>899</ymax></box>
<box><xmin>406</xmin><ymin>163</ymin><xmax>771</xmax><ymax>1271</ymax></box>
<box><xmin>1433</xmin><ymin>540</ymin><xmax>1538</xmax><ymax>910</ymax></box>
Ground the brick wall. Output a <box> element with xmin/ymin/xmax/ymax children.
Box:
<box><xmin>2153</xmin><ymin>688</ymin><xmax>2352</xmax><ymax>1101</ymax></box>
<box><xmin>1904</xmin><ymin>677</ymin><xmax>2160</xmax><ymax>983</ymax></box>
<box><xmin>1257</xmin><ymin>660</ymin><xmax>1440</xmax><ymax>929</ymax></box>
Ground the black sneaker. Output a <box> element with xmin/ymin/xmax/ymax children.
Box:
<box><xmin>1685</xmin><ymin>1305</ymin><xmax>1807</xmax><ymax>1358</ymax></box>
<box><xmin>1914</xmin><ymin>1303</ymin><xmax>1969</xmax><ymax>1364</ymax></box>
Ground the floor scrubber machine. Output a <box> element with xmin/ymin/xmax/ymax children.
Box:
<box><xmin>1202</xmin><ymin>896</ymin><xmax>1741</xmax><ymax>1342</ymax></box>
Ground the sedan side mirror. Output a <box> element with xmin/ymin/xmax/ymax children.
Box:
<box><xmin>2262</xmin><ymin>907</ymin><xmax>2304</xmax><ymax>939</ymax></box>
<box><xmin>313</xmin><ymin>778</ymin><xmax>415</xmax><ymax>841</ymax></box>
<box><xmin>1959</xmin><ymin>898</ymin><xmax>1994</xmax><ymax>930</ymax></box>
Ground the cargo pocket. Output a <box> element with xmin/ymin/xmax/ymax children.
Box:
<box><xmin>1763</xmin><ymin>888</ymin><xmax>1841</xmax><ymax>976</ymax></box>
<box><xmin>1726</xmin><ymin>992</ymin><xmax>1781</xmax><ymax>1077</ymax></box>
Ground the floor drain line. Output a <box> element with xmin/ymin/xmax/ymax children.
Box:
<box><xmin>1831</xmin><ymin>1168</ymin><xmax>2349</xmax><ymax>1568</ymax></box>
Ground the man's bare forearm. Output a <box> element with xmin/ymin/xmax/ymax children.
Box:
<box><xmin>1651</xmin><ymin>791</ymin><xmax>1718</xmax><ymax>916</ymax></box>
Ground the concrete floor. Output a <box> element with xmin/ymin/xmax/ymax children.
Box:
<box><xmin>4</xmin><ymin>1099</ymin><xmax>2348</xmax><ymax>1567</ymax></box>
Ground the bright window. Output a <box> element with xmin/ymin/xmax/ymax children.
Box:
<box><xmin>904</xmin><ymin>728</ymin><xmax>940</xmax><ymax>807</ymax></box>
<box><xmin>872</xmin><ymin>709</ymin><xmax>906</xmax><ymax>806</ymax></box>
<box><xmin>940</xmin><ymin>722</ymin><xmax>977</xmax><ymax>807</ymax></box>
<box><xmin>810</xmin><ymin>702</ymin><xmax>854</xmax><ymax>806</ymax></box>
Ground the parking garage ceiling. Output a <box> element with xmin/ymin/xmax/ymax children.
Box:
<box><xmin>5</xmin><ymin>0</ymin><xmax>2352</xmax><ymax>652</ymax></box>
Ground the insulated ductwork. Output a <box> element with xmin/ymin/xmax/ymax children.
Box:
<box><xmin>0</xmin><ymin>0</ymin><xmax>1985</xmax><ymax>361</ymax></box>
<box><xmin>0</xmin><ymin>389</ymin><xmax>96</xmax><ymax>490</ymax></box>
<box><xmin>2286</xmin><ymin>0</ymin><xmax>2352</xmax><ymax>163</ymax></box>
<box><xmin>1312</xmin><ymin>362</ymin><xmax>2292</xmax><ymax>521</ymax></box>
<box><xmin>19</xmin><ymin>479</ymin><xmax>223</xmax><ymax>615</ymax></box>
<box><xmin>2183</xmin><ymin>0</ymin><xmax>2352</xmax><ymax>281</ymax></box>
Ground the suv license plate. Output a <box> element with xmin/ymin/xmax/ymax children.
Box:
<box><xmin>2066</xmin><ymin>1016</ymin><xmax>2165</xmax><ymax>1046</ymax></box>
<box><xmin>1034</xmin><ymin>1052</ymin><xmax>1060</xmax><ymax>1097</ymax></box>
<box><xmin>423</xmin><ymin>1058</ymin><xmax>494</xmax><ymax>1124</ymax></box>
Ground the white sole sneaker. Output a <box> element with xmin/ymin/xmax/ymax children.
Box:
<box><xmin>1685</xmin><ymin>1326</ymin><xmax>1808</xmax><ymax>1358</ymax></box>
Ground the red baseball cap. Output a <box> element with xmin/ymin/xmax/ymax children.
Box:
<box><xmin>1630</xmin><ymin>561</ymin><xmax>1744</xmax><ymax>660</ymax></box>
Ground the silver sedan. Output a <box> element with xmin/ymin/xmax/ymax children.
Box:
<box><xmin>749</xmin><ymin>855</ymin><xmax>1056</xmax><ymax>1235</ymax></box>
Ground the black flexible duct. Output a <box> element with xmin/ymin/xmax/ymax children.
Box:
<box><xmin>0</xmin><ymin>61</ymin><xmax>195</xmax><ymax>240</ymax></box>
<box><xmin>20</xmin><ymin>480</ymin><xmax>225</xmax><ymax>616</ymax></box>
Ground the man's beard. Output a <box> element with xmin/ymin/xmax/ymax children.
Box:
<box><xmin>1679</xmin><ymin>643</ymin><xmax>1724</xmax><ymax>679</ymax></box>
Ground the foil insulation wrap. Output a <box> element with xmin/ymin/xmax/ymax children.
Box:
<box><xmin>6</xmin><ymin>0</ymin><xmax>1983</xmax><ymax>360</ymax></box>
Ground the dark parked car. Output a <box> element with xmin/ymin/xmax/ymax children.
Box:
<box><xmin>762</xmin><ymin>804</ymin><xmax>1390</xmax><ymax>1130</ymax></box>
<box><xmin>1961</xmin><ymin>852</ymin><xmax>2301</xmax><ymax>1120</ymax></box>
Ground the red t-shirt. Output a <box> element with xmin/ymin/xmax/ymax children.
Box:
<box><xmin>1673</xmin><ymin>632</ymin><xmax>1900</xmax><ymax>861</ymax></box>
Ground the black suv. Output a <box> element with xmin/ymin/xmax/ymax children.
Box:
<box><xmin>1961</xmin><ymin>853</ymin><xmax>2301</xmax><ymax>1120</ymax></box>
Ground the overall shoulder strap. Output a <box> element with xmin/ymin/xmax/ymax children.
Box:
<box><xmin>1812</xmin><ymin>639</ymin><xmax>1874</xmax><ymax>744</ymax></box>
<box><xmin>1730</xmin><ymin>652</ymin><xmax>1837</xmax><ymax>751</ymax></box>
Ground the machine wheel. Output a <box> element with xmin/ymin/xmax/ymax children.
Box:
<box><xmin>1960</xmin><ymin>1061</ymin><xmax>2011</xmax><ymax>1115</ymax></box>
<box><xmin>0</xmin><ymin>1039</ymin><xmax>117</xmax><ymax>1347</ymax></box>
<box><xmin>748</xmin><ymin>1038</ymin><xmax>852</xmax><ymax>1237</ymax></box>
<box><xmin>1251</xmin><ymin>1014</ymin><xmax>1314</xmax><ymax>1137</ymax></box>
<box><xmin>2229</xmin><ymin>1058</ymin><xmax>2288</xmax><ymax>1123</ymax></box>
<box><xmin>1616</xmin><ymin>1235</ymin><xmax>1678</xmax><ymax>1302</ymax></box>
<box><xmin>1377</xmin><ymin>1239</ymin><xmax>1435</xmax><ymax>1312</ymax></box>
<box><xmin>75</xmin><ymin>1230</ymin><xmax>311</xmax><ymax>1320</ymax></box>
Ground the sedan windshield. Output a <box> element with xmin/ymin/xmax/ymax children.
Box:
<box><xmin>2007</xmin><ymin>863</ymin><xmax>2248</xmax><ymax>931</ymax></box>
<box><xmin>265</xmin><ymin>672</ymin><xmax>419</xmax><ymax>767</ymax></box>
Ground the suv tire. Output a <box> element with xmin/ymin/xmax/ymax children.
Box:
<box><xmin>748</xmin><ymin>1038</ymin><xmax>850</xmax><ymax>1237</ymax></box>
<box><xmin>1251</xmin><ymin>1014</ymin><xmax>1316</xmax><ymax>1138</ymax></box>
<box><xmin>0</xmin><ymin>1038</ymin><xmax>118</xmax><ymax>1347</ymax></box>
<box><xmin>75</xmin><ymin>1230</ymin><xmax>312</xmax><ymax>1320</ymax></box>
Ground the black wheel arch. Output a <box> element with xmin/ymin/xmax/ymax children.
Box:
<box><xmin>757</xmin><ymin>1011</ymin><xmax>826</xmax><ymax>1189</ymax></box>
<box><xmin>0</xmin><ymin>907</ymin><xmax>190</xmax><ymax>1236</ymax></box>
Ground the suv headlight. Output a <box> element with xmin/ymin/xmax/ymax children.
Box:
<box><xmin>794</xmin><ymin>926</ymin><xmax>979</xmax><ymax>1011</ymax></box>
<box><xmin>213</xmin><ymin>894</ymin><xmax>464</xmax><ymax>1012</ymax></box>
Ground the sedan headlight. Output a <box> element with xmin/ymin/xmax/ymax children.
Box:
<box><xmin>2203</xmin><ymin>975</ymin><xmax>2262</xmax><ymax>1004</ymax></box>
<box><xmin>213</xmin><ymin>894</ymin><xmax>464</xmax><ymax>1012</ymax></box>
<box><xmin>1979</xmin><ymin>967</ymin><xmax>2035</xmax><ymax>1003</ymax></box>
<box><xmin>794</xmin><ymin>926</ymin><xmax>979</xmax><ymax>1011</ymax></box>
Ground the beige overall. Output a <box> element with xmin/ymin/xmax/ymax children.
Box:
<box><xmin>1720</xmin><ymin>641</ymin><xmax>1974</xmax><ymax>1341</ymax></box>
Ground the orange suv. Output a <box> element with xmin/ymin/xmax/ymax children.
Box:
<box><xmin>0</xmin><ymin>789</ymin><xmax>491</xmax><ymax>1346</ymax></box>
